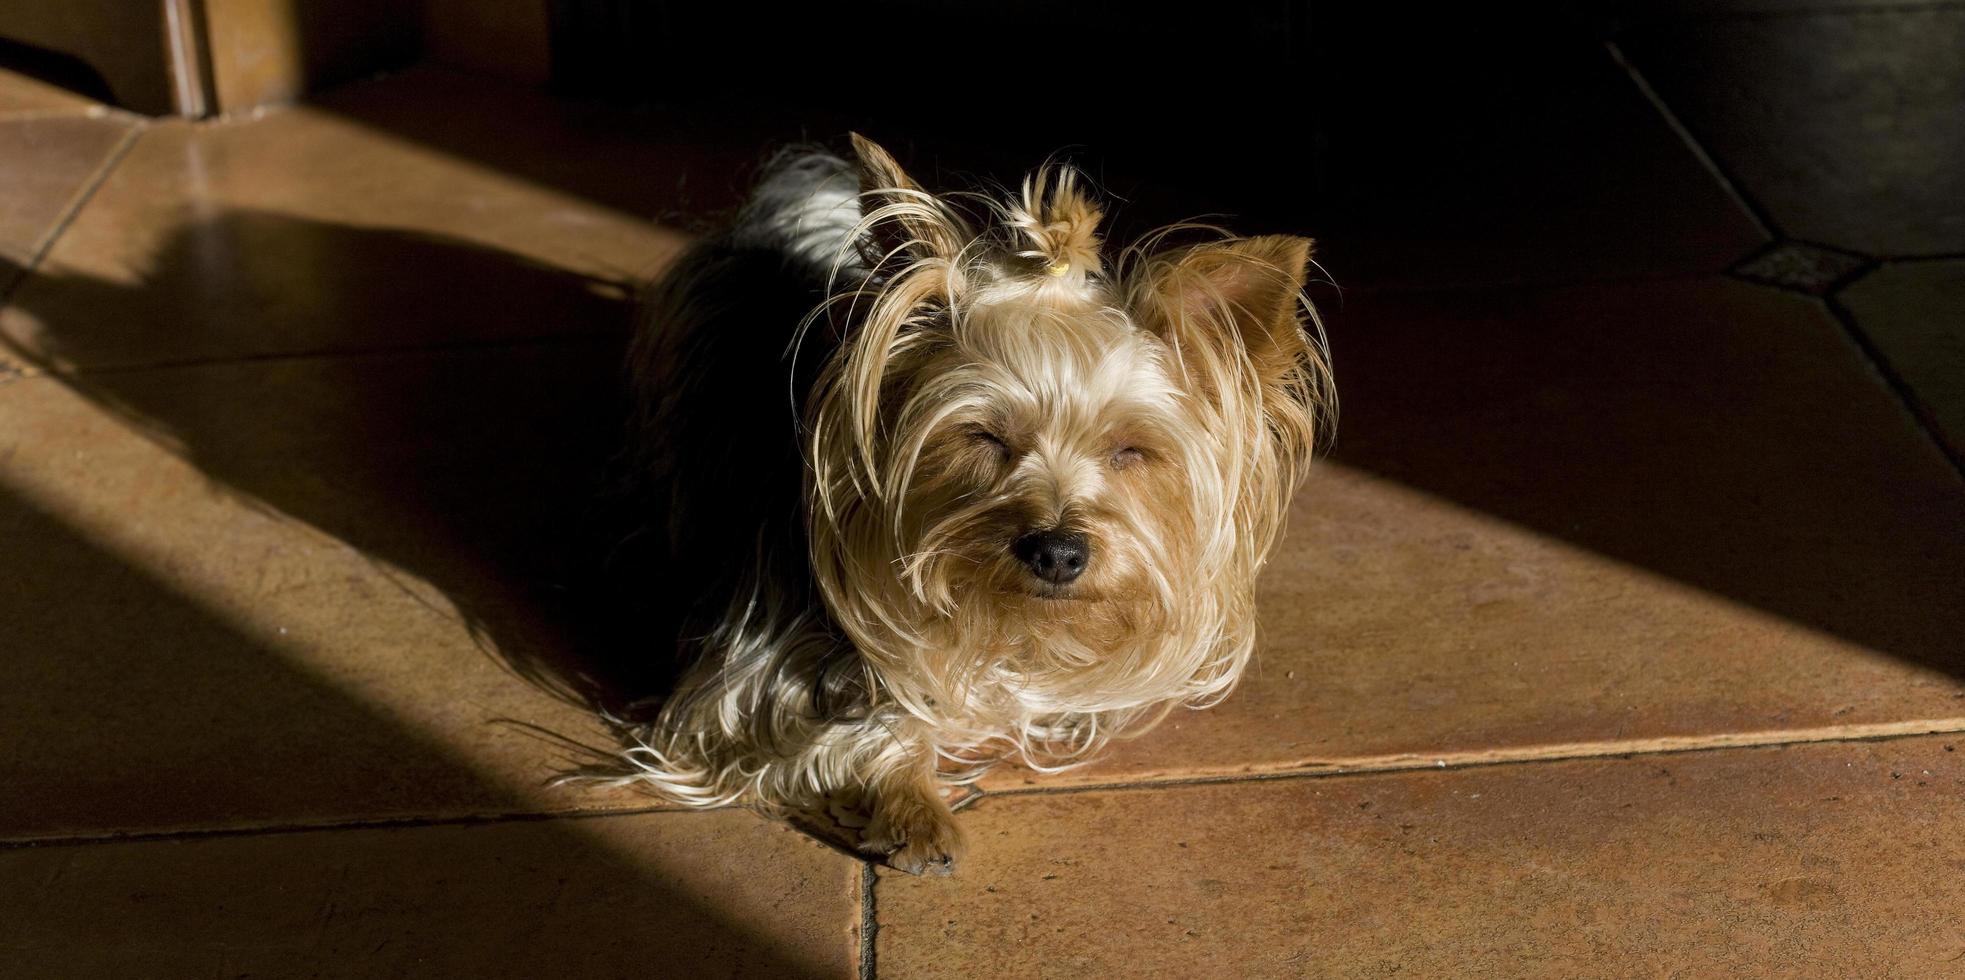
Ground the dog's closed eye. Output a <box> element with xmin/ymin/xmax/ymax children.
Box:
<box><xmin>970</xmin><ymin>429</ymin><xmax>1013</xmax><ymax>460</ymax></box>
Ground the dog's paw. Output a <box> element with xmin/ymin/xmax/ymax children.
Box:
<box><xmin>860</xmin><ymin>807</ymin><xmax>965</xmax><ymax>876</ymax></box>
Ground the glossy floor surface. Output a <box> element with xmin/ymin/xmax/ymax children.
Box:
<box><xmin>2</xmin><ymin>7</ymin><xmax>1962</xmax><ymax>977</ymax></box>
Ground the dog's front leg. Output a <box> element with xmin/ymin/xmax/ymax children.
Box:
<box><xmin>855</xmin><ymin>733</ymin><xmax>964</xmax><ymax>875</ymax></box>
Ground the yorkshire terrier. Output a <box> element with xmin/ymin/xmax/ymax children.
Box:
<box><xmin>597</xmin><ymin>135</ymin><xmax>1332</xmax><ymax>874</ymax></box>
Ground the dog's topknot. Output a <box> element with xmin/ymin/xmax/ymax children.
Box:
<box><xmin>1007</xmin><ymin>165</ymin><xmax>1104</xmax><ymax>287</ymax></box>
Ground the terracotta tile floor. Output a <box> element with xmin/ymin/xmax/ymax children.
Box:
<box><xmin>2</xmin><ymin>7</ymin><xmax>1963</xmax><ymax>974</ymax></box>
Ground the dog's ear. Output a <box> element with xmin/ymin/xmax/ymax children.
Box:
<box><xmin>849</xmin><ymin>133</ymin><xmax>965</xmax><ymax>267</ymax></box>
<box><xmin>1134</xmin><ymin>235</ymin><xmax>1316</xmax><ymax>383</ymax></box>
<box><xmin>1132</xmin><ymin>234</ymin><xmax>1332</xmax><ymax>492</ymax></box>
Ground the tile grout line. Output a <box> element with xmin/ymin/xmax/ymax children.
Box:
<box><xmin>3</xmin><ymin>120</ymin><xmax>146</xmax><ymax>310</ymax></box>
<box><xmin>1602</xmin><ymin>39</ymin><xmax>1778</xmax><ymax>242</ymax></box>
<box><xmin>0</xmin><ymin>801</ymin><xmax>699</xmax><ymax>852</ymax></box>
<box><xmin>10</xmin><ymin>720</ymin><xmax>1960</xmax><ymax>852</ymax></box>
<box><xmin>858</xmin><ymin>862</ymin><xmax>879</xmax><ymax>980</ymax></box>
<box><xmin>33</xmin><ymin>322</ymin><xmax>631</xmax><ymax>379</ymax></box>
<box><xmin>975</xmin><ymin>719</ymin><xmax>1965</xmax><ymax>802</ymax></box>
<box><xmin>0</xmin><ymin>114</ymin><xmax>630</xmax><ymax>377</ymax></box>
<box><xmin>1607</xmin><ymin>37</ymin><xmax>1965</xmax><ymax>482</ymax></box>
<box><xmin>1820</xmin><ymin>291</ymin><xmax>1965</xmax><ymax>479</ymax></box>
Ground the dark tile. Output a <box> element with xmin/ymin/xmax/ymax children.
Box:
<box><xmin>1296</xmin><ymin>18</ymin><xmax>1767</xmax><ymax>291</ymax></box>
<box><xmin>1616</xmin><ymin>0</ymin><xmax>1954</xmax><ymax>19</ymax></box>
<box><xmin>1733</xmin><ymin>239</ymin><xmax>1870</xmax><ymax>294</ymax></box>
<box><xmin>1840</xmin><ymin>259</ymin><xmax>1965</xmax><ymax>461</ymax></box>
<box><xmin>1622</xmin><ymin>9</ymin><xmax>1965</xmax><ymax>256</ymax></box>
<box><xmin>319</xmin><ymin>46</ymin><xmax>1764</xmax><ymax>296</ymax></box>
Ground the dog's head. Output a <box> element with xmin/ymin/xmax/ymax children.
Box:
<box><xmin>806</xmin><ymin>136</ymin><xmax>1332</xmax><ymax>733</ymax></box>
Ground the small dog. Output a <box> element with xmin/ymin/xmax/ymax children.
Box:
<box><xmin>600</xmin><ymin>135</ymin><xmax>1331</xmax><ymax>873</ymax></box>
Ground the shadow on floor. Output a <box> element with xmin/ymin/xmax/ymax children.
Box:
<box><xmin>0</xmin><ymin>214</ymin><xmax>698</xmax><ymax>720</ymax></box>
<box><xmin>0</xmin><ymin>480</ymin><xmax>834</xmax><ymax>978</ymax></box>
<box><xmin>5</xmin><ymin>194</ymin><xmax>1960</xmax><ymax>714</ymax></box>
<box><xmin>1323</xmin><ymin>279</ymin><xmax>1965</xmax><ymax>679</ymax></box>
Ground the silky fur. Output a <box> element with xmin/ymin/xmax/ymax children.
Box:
<box><xmin>594</xmin><ymin>135</ymin><xmax>1332</xmax><ymax>874</ymax></box>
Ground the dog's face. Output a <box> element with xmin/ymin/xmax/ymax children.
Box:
<box><xmin>807</xmin><ymin>136</ymin><xmax>1331</xmax><ymax>722</ymax></box>
<box><xmin>886</xmin><ymin>284</ymin><xmax>1196</xmax><ymax>611</ymax></box>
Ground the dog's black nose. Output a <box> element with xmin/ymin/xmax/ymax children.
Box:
<box><xmin>1014</xmin><ymin>530</ymin><xmax>1089</xmax><ymax>585</ymax></box>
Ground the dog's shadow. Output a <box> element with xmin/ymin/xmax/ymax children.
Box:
<box><xmin>5</xmin><ymin>212</ymin><xmax>694</xmax><ymax>726</ymax></box>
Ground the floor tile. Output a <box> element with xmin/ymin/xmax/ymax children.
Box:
<box><xmin>984</xmin><ymin>277</ymin><xmax>1965</xmax><ymax>790</ymax></box>
<box><xmin>1621</xmin><ymin>9</ymin><xmax>1965</xmax><ymax>256</ymax></box>
<box><xmin>309</xmin><ymin>65</ymin><xmax>759</xmax><ymax>230</ymax></box>
<box><xmin>0</xmin><ymin>97</ymin><xmax>682</xmax><ymax>371</ymax></box>
<box><xmin>0</xmin><ymin>115</ymin><xmax>132</xmax><ymax>270</ymax></box>
<box><xmin>317</xmin><ymin>50</ymin><xmax>1763</xmax><ymax>298</ymax></box>
<box><xmin>1293</xmin><ymin>15</ymin><xmax>1767</xmax><ymax>291</ymax></box>
<box><xmin>0</xmin><ymin>808</ymin><xmax>857</xmax><ymax>979</ymax></box>
<box><xmin>0</xmin><ymin>342</ymin><xmax>652</xmax><ymax>840</ymax></box>
<box><xmin>1619</xmin><ymin>0</ymin><xmax>1961</xmax><ymax>16</ymax></box>
<box><xmin>1839</xmin><ymin>260</ymin><xmax>1965</xmax><ymax>461</ymax></box>
<box><xmin>0</xmin><ymin>68</ymin><xmax>101</xmax><ymax>119</ymax></box>
<box><xmin>885</xmin><ymin>736</ymin><xmax>1965</xmax><ymax>978</ymax></box>
<box><xmin>1732</xmin><ymin>240</ymin><xmax>1871</xmax><ymax>295</ymax></box>
<box><xmin>855</xmin><ymin>13</ymin><xmax>1769</xmax><ymax>292</ymax></box>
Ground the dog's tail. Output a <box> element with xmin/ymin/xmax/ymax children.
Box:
<box><xmin>731</xmin><ymin>148</ymin><xmax>865</xmax><ymax>285</ymax></box>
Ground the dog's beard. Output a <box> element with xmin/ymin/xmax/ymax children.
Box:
<box><xmin>818</xmin><ymin>457</ymin><xmax>1238</xmax><ymax>741</ymax></box>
